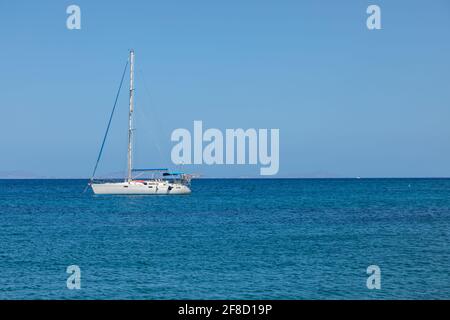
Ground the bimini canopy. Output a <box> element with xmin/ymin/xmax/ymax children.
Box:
<box><xmin>163</xmin><ymin>172</ymin><xmax>185</xmax><ymax>176</ymax></box>
<box><xmin>132</xmin><ymin>168</ymin><xmax>169</xmax><ymax>172</ymax></box>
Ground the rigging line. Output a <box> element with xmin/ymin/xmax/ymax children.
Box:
<box><xmin>88</xmin><ymin>59</ymin><xmax>129</xmax><ymax>185</ymax></box>
<box><xmin>135</xmin><ymin>69</ymin><xmax>165</xmax><ymax>164</ymax></box>
<box><xmin>136</xmin><ymin>68</ymin><xmax>167</xmax><ymax>135</ymax></box>
<box><xmin>134</xmin><ymin>96</ymin><xmax>165</xmax><ymax>165</ymax></box>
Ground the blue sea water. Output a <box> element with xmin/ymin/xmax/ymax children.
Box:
<box><xmin>0</xmin><ymin>178</ymin><xmax>449</xmax><ymax>299</ymax></box>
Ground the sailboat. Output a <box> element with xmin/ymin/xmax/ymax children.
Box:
<box><xmin>89</xmin><ymin>50</ymin><xmax>192</xmax><ymax>195</ymax></box>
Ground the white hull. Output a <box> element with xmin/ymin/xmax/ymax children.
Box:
<box><xmin>91</xmin><ymin>180</ymin><xmax>191</xmax><ymax>195</ymax></box>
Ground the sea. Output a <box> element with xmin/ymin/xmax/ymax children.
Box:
<box><xmin>0</xmin><ymin>178</ymin><xmax>448</xmax><ymax>299</ymax></box>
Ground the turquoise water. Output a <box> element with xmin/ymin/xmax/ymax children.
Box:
<box><xmin>0</xmin><ymin>179</ymin><xmax>449</xmax><ymax>299</ymax></box>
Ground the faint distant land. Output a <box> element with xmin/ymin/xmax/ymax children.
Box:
<box><xmin>269</xmin><ymin>171</ymin><xmax>343</xmax><ymax>179</ymax></box>
<box><xmin>199</xmin><ymin>171</ymin><xmax>343</xmax><ymax>179</ymax></box>
<box><xmin>0</xmin><ymin>170</ymin><xmax>345</xmax><ymax>179</ymax></box>
<box><xmin>0</xmin><ymin>170</ymin><xmax>45</xmax><ymax>179</ymax></box>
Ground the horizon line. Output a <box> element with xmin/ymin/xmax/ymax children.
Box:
<box><xmin>1</xmin><ymin>177</ymin><xmax>450</xmax><ymax>180</ymax></box>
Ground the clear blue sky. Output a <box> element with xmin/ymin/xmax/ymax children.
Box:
<box><xmin>0</xmin><ymin>0</ymin><xmax>449</xmax><ymax>178</ymax></box>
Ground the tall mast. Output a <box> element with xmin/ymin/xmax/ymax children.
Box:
<box><xmin>127</xmin><ymin>49</ymin><xmax>135</xmax><ymax>182</ymax></box>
